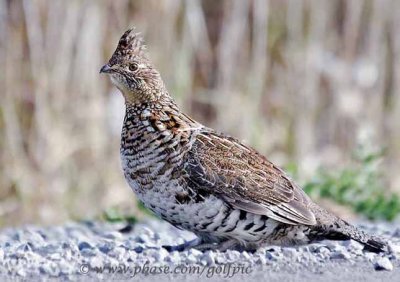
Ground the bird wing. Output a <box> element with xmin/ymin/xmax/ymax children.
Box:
<box><xmin>185</xmin><ymin>130</ymin><xmax>317</xmax><ymax>226</ymax></box>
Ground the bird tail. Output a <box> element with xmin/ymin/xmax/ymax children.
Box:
<box><xmin>320</xmin><ymin>219</ymin><xmax>387</xmax><ymax>253</ymax></box>
<box><xmin>310</xmin><ymin>204</ymin><xmax>388</xmax><ymax>253</ymax></box>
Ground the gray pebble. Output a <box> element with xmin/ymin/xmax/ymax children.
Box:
<box><xmin>186</xmin><ymin>254</ymin><xmax>198</xmax><ymax>264</ymax></box>
<box><xmin>103</xmin><ymin>231</ymin><xmax>123</xmax><ymax>240</ymax></box>
<box><xmin>39</xmin><ymin>262</ymin><xmax>60</xmax><ymax>276</ymax></box>
<box><xmin>255</xmin><ymin>248</ymin><xmax>267</xmax><ymax>255</ymax></box>
<box><xmin>188</xmin><ymin>248</ymin><xmax>203</xmax><ymax>257</ymax></box>
<box><xmin>255</xmin><ymin>255</ymin><xmax>268</xmax><ymax>264</ymax></box>
<box><xmin>133</xmin><ymin>245</ymin><xmax>144</xmax><ymax>253</ymax></box>
<box><xmin>282</xmin><ymin>248</ymin><xmax>298</xmax><ymax>258</ymax></box>
<box><xmin>152</xmin><ymin>248</ymin><xmax>169</xmax><ymax>262</ymax></box>
<box><xmin>80</xmin><ymin>248</ymin><xmax>97</xmax><ymax>257</ymax></box>
<box><xmin>0</xmin><ymin>220</ymin><xmax>397</xmax><ymax>279</ymax></box>
<box><xmin>392</xmin><ymin>228</ymin><xmax>400</xmax><ymax>238</ymax></box>
<box><xmin>330</xmin><ymin>250</ymin><xmax>351</xmax><ymax>260</ymax></box>
<box><xmin>141</xmin><ymin>226</ymin><xmax>155</xmax><ymax>237</ymax></box>
<box><xmin>90</xmin><ymin>256</ymin><xmax>103</xmax><ymax>268</ymax></box>
<box><xmin>137</xmin><ymin>234</ymin><xmax>151</xmax><ymax>244</ymax></box>
<box><xmin>47</xmin><ymin>253</ymin><xmax>62</xmax><ymax>261</ymax></box>
<box><xmin>201</xmin><ymin>251</ymin><xmax>216</xmax><ymax>265</ymax></box>
<box><xmin>388</xmin><ymin>242</ymin><xmax>400</xmax><ymax>255</ymax></box>
<box><xmin>59</xmin><ymin>262</ymin><xmax>74</xmax><ymax>275</ymax></box>
<box><xmin>241</xmin><ymin>251</ymin><xmax>252</xmax><ymax>260</ymax></box>
<box><xmin>226</xmin><ymin>250</ymin><xmax>241</xmax><ymax>261</ymax></box>
<box><xmin>108</xmin><ymin>246</ymin><xmax>126</xmax><ymax>259</ymax></box>
<box><xmin>36</xmin><ymin>244</ymin><xmax>61</xmax><ymax>256</ymax></box>
<box><xmin>16</xmin><ymin>242</ymin><xmax>32</xmax><ymax>252</ymax></box>
<box><xmin>324</xmin><ymin>241</ymin><xmax>344</xmax><ymax>252</ymax></box>
<box><xmin>17</xmin><ymin>269</ymin><xmax>27</xmax><ymax>277</ymax></box>
<box><xmin>343</xmin><ymin>240</ymin><xmax>364</xmax><ymax>251</ymax></box>
<box><xmin>78</xmin><ymin>241</ymin><xmax>93</xmax><ymax>251</ymax></box>
<box><xmin>266</xmin><ymin>251</ymin><xmax>278</xmax><ymax>261</ymax></box>
<box><xmin>98</xmin><ymin>242</ymin><xmax>115</xmax><ymax>254</ymax></box>
<box><xmin>316</xmin><ymin>246</ymin><xmax>330</xmax><ymax>255</ymax></box>
<box><xmin>164</xmin><ymin>251</ymin><xmax>181</xmax><ymax>264</ymax></box>
<box><xmin>29</xmin><ymin>231</ymin><xmax>46</xmax><ymax>244</ymax></box>
<box><xmin>125</xmin><ymin>250</ymin><xmax>138</xmax><ymax>262</ymax></box>
<box><xmin>364</xmin><ymin>252</ymin><xmax>377</xmax><ymax>262</ymax></box>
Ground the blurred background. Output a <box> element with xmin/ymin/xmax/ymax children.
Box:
<box><xmin>1</xmin><ymin>0</ymin><xmax>400</xmax><ymax>227</ymax></box>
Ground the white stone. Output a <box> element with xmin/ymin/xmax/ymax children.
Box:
<box><xmin>90</xmin><ymin>256</ymin><xmax>103</xmax><ymax>268</ymax></box>
<box><xmin>153</xmin><ymin>248</ymin><xmax>169</xmax><ymax>262</ymax></box>
<box><xmin>226</xmin><ymin>250</ymin><xmax>241</xmax><ymax>261</ymax></box>
<box><xmin>256</xmin><ymin>255</ymin><xmax>267</xmax><ymax>264</ymax></box>
<box><xmin>103</xmin><ymin>231</ymin><xmax>122</xmax><ymax>240</ymax></box>
<box><xmin>282</xmin><ymin>248</ymin><xmax>298</xmax><ymax>259</ymax></box>
<box><xmin>108</xmin><ymin>246</ymin><xmax>126</xmax><ymax>259</ymax></box>
<box><xmin>165</xmin><ymin>251</ymin><xmax>180</xmax><ymax>264</ymax></box>
<box><xmin>241</xmin><ymin>251</ymin><xmax>251</xmax><ymax>260</ymax></box>
<box><xmin>343</xmin><ymin>240</ymin><xmax>363</xmax><ymax>251</ymax></box>
<box><xmin>374</xmin><ymin>257</ymin><xmax>393</xmax><ymax>271</ymax></box>
<box><xmin>188</xmin><ymin>248</ymin><xmax>203</xmax><ymax>257</ymax></box>
<box><xmin>186</xmin><ymin>254</ymin><xmax>198</xmax><ymax>264</ymax></box>
<box><xmin>388</xmin><ymin>242</ymin><xmax>400</xmax><ymax>254</ymax></box>
<box><xmin>202</xmin><ymin>251</ymin><xmax>216</xmax><ymax>265</ymax></box>
<box><xmin>48</xmin><ymin>253</ymin><xmax>61</xmax><ymax>261</ymax></box>
<box><xmin>364</xmin><ymin>252</ymin><xmax>376</xmax><ymax>262</ymax></box>
<box><xmin>392</xmin><ymin>228</ymin><xmax>400</xmax><ymax>238</ymax></box>
<box><xmin>137</xmin><ymin>234</ymin><xmax>151</xmax><ymax>244</ymax></box>
<box><xmin>330</xmin><ymin>251</ymin><xmax>351</xmax><ymax>260</ymax></box>
<box><xmin>16</xmin><ymin>269</ymin><xmax>26</xmax><ymax>277</ymax></box>
<box><xmin>316</xmin><ymin>247</ymin><xmax>330</xmax><ymax>256</ymax></box>
<box><xmin>59</xmin><ymin>262</ymin><xmax>74</xmax><ymax>275</ymax></box>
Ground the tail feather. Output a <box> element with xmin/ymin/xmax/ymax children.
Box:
<box><xmin>314</xmin><ymin>219</ymin><xmax>388</xmax><ymax>253</ymax></box>
<box><xmin>362</xmin><ymin>237</ymin><xmax>388</xmax><ymax>253</ymax></box>
<box><xmin>310</xmin><ymin>204</ymin><xmax>388</xmax><ymax>253</ymax></box>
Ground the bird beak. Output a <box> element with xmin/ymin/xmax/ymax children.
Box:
<box><xmin>100</xmin><ymin>64</ymin><xmax>112</xmax><ymax>74</ymax></box>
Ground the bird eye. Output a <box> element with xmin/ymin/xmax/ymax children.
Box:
<box><xmin>129</xmin><ymin>63</ymin><xmax>138</xmax><ymax>72</ymax></box>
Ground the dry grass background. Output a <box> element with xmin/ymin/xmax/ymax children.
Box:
<box><xmin>1</xmin><ymin>0</ymin><xmax>400</xmax><ymax>226</ymax></box>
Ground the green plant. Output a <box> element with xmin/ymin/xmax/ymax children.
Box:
<box><xmin>102</xmin><ymin>206</ymin><xmax>138</xmax><ymax>225</ymax></box>
<box><xmin>299</xmin><ymin>146</ymin><xmax>400</xmax><ymax>221</ymax></box>
<box><xmin>136</xmin><ymin>201</ymin><xmax>155</xmax><ymax>217</ymax></box>
<box><xmin>101</xmin><ymin>199</ymin><xmax>155</xmax><ymax>224</ymax></box>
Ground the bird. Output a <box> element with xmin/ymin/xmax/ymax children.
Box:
<box><xmin>100</xmin><ymin>28</ymin><xmax>387</xmax><ymax>253</ymax></box>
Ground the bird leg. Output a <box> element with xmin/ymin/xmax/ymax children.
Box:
<box><xmin>214</xmin><ymin>239</ymin><xmax>242</xmax><ymax>252</ymax></box>
<box><xmin>186</xmin><ymin>239</ymin><xmax>242</xmax><ymax>252</ymax></box>
<box><xmin>163</xmin><ymin>238</ymin><xmax>243</xmax><ymax>252</ymax></box>
<box><xmin>162</xmin><ymin>237</ymin><xmax>204</xmax><ymax>252</ymax></box>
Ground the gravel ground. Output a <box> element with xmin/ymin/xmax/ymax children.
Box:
<box><xmin>1</xmin><ymin>219</ymin><xmax>400</xmax><ymax>281</ymax></box>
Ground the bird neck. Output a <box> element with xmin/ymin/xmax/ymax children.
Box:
<box><xmin>124</xmin><ymin>93</ymin><xmax>178</xmax><ymax>116</ymax></box>
<box><xmin>121</xmin><ymin>82</ymin><xmax>173</xmax><ymax>106</ymax></box>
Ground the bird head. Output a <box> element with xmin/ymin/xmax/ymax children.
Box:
<box><xmin>100</xmin><ymin>29</ymin><xmax>166</xmax><ymax>104</ymax></box>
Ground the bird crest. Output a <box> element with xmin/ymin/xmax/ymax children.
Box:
<box><xmin>110</xmin><ymin>28</ymin><xmax>148</xmax><ymax>64</ymax></box>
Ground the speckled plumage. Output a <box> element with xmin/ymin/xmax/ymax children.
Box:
<box><xmin>100</xmin><ymin>29</ymin><xmax>387</xmax><ymax>252</ymax></box>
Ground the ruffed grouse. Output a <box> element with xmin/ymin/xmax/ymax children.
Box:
<box><xmin>100</xmin><ymin>29</ymin><xmax>387</xmax><ymax>253</ymax></box>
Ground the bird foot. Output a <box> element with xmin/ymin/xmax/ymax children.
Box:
<box><xmin>163</xmin><ymin>238</ymin><xmax>242</xmax><ymax>252</ymax></box>
<box><xmin>162</xmin><ymin>238</ymin><xmax>203</xmax><ymax>252</ymax></box>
